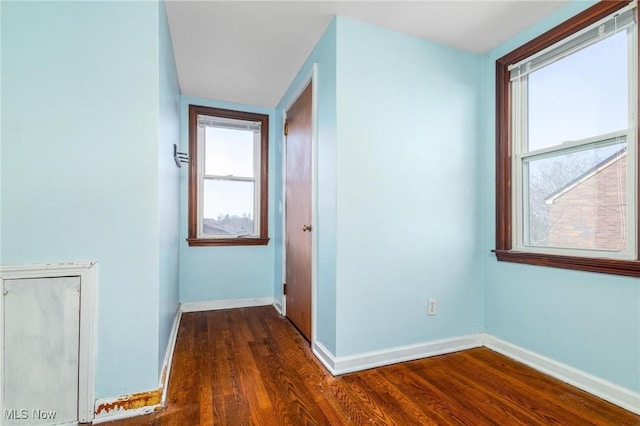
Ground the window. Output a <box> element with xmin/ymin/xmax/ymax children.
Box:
<box><xmin>187</xmin><ymin>105</ymin><xmax>269</xmax><ymax>246</ymax></box>
<box><xmin>495</xmin><ymin>1</ymin><xmax>640</xmax><ymax>276</ymax></box>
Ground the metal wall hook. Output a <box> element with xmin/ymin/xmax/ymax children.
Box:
<box><xmin>174</xmin><ymin>144</ymin><xmax>189</xmax><ymax>168</ymax></box>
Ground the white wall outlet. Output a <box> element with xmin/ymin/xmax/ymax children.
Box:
<box><xmin>427</xmin><ymin>298</ymin><xmax>437</xmax><ymax>316</ymax></box>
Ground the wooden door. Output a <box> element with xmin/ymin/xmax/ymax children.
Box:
<box><xmin>285</xmin><ymin>82</ymin><xmax>312</xmax><ymax>341</ymax></box>
<box><xmin>3</xmin><ymin>276</ymin><xmax>80</xmax><ymax>425</ymax></box>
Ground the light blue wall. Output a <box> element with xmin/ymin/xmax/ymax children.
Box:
<box><xmin>333</xmin><ymin>17</ymin><xmax>483</xmax><ymax>356</ymax></box>
<box><xmin>157</xmin><ymin>1</ymin><xmax>181</xmax><ymax>374</ymax></box>
<box><xmin>178</xmin><ymin>97</ymin><xmax>276</xmax><ymax>303</ymax></box>
<box><xmin>277</xmin><ymin>19</ymin><xmax>338</xmax><ymax>353</ymax></box>
<box><xmin>480</xmin><ymin>1</ymin><xmax>640</xmax><ymax>392</ymax></box>
<box><xmin>1</xmin><ymin>0</ymin><xmax>179</xmax><ymax>398</ymax></box>
<box><xmin>4</xmin><ymin>0</ymin><xmax>636</xmax><ymax>404</ymax></box>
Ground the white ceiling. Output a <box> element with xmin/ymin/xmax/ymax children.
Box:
<box><xmin>165</xmin><ymin>1</ymin><xmax>569</xmax><ymax>108</ymax></box>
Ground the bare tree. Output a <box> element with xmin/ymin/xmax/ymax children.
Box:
<box><xmin>526</xmin><ymin>148</ymin><xmax>618</xmax><ymax>246</ymax></box>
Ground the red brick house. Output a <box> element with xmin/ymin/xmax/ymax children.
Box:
<box><xmin>545</xmin><ymin>150</ymin><xmax>627</xmax><ymax>251</ymax></box>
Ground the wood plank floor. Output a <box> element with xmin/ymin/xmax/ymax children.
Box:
<box><xmin>105</xmin><ymin>306</ymin><xmax>640</xmax><ymax>425</ymax></box>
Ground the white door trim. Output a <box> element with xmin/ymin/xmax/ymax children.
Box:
<box><xmin>282</xmin><ymin>63</ymin><xmax>319</xmax><ymax>344</ymax></box>
<box><xmin>0</xmin><ymin>262</ymin><xmax>97</xmax><ymax>423</ymax></box>
<box><xmin>280</xmin><ymin>104</ymin><xmax>287</xmax><ymax>317</ymax></box>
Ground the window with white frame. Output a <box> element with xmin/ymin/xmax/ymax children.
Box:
<box><xmin>187</xmin><ymin>105</ymin><xmax>269</xmax><ymax>246</ymax></box>
<box><xmin>495</xmin><ymin>1</ymin><xmax>640</xmax><ymax>276</ymax></box>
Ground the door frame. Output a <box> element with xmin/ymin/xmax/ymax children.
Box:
<box><xmin>281</xmin><ymin>63</ymin><xmax>318</xmax><ymax>343</ymax></box>
<box><xmin>0</xmin><ymin>262</ymin><xmax>97</xmax><ymax>423</ymax></box>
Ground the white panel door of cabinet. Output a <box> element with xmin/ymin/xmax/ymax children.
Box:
<box><xmin>3</xmin><ymin>277</ymin><xmax>80</xmax><ymax>425</ymax></box>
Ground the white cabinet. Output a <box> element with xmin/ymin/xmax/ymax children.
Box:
<box><xmin>1</xmin><ymin>263</ymin><xmax>96</xmax><ymax>426</ymax></box>
<box><xmin>3</xmin><ymin>277</ymin><xmax>80</xmax><ymax>425</ymax></box>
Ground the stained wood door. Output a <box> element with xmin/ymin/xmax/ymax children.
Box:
<box><xmin>3</xmin><ymin>276</ymin><xmax>80</xmax><ymax>425</ymax></box>
<box><xmin>285</xmin><ymin>82</ymin><xmax>312</xmax><ymax>341</ymax></box>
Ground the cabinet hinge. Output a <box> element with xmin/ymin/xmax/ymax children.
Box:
<box><xmin>284</xmin><ymin>120</ymin><xmax>289</xmax><ymax>136</ymax></box>
<box><xmin>283</xmin><ymin>283</ymin><xmax>287</xmax><ymax>295</ymax></box>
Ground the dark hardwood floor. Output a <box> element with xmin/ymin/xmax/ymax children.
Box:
<box><xmin>105</xmin><ymin>306</ymin><xmax>640</xmax><ymax>425</ymax></box>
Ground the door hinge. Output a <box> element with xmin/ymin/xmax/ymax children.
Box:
<box><xmin>284</xmin><ymin>120</ymin><xmax>289</xmax><ymax>136</ymax></box>
<box><xmin>283</xmin><ymin>283</ymin><xmax>287</xmax><ymax>295</ymax></box>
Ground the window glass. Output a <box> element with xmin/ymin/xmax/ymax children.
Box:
<box><xmin>202</xmin><ymin>179</ymin><xmax>255</xmax><ymax>235</ymax></box>
<box><xmin>527</xmin><ymin>31</ymin><xmax>628</xmax><ymax>151</ymax></box>
<box><xmin>188</xmin><ymin>104</ymin><xmax>269</xmax><ymax>246</ymax></box>
<box><xmin>511</xmin><ymin>12</ymin><xmax>635</xmax><ymax>258</ymax></box>
<box><xmin>524</xmin><ymin>140</ymin><xmax>627</xmax><ymax>250</ymax></box>
<box><xmin>204</xmin><ymin>126</ymin><xmax>255</xmax><ymax>177</ymax></box>
<box><xmin>494</xmin><ymin>2</ymin><xmax>639</xmax><ymax>275</ymax></box>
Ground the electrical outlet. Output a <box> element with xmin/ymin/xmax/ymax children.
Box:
<box><xmin>427</xmin><ymin>298</ymin><xmax>437</xmax><ymax>316</ymax></box>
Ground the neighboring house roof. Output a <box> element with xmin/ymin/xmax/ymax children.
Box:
<box><xmin>203</xmin><ymin>218</ymin><xmax>234</xmax><ymax>235</ymax></box>
<box><xmin>544</xmin><ymin>149</ymin><xmax>627</xmax><ymax>205</ymax></box>
<box><xmin>203</xmin><ymin>217</ymin><xmax>253</xmax><ymax>235</ymax></box>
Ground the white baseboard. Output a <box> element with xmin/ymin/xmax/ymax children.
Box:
<box><xmin>312</xmin><ymin>341</ymin><xmax>337</xmax><ymax>374</ymax></box>
<box><xmin>93</xmin><ymin>401</ymin><xmax>160</xmax><ymax>424</ymax></box>
<box><xmin>482</xmin><ymin>333</ymin><xmax>640</xmax><ymax>415</ymax></box>
<box><xmin>93</xmin><ymin>308</ymin><xmax>183</xmax><ymax>424</ymax></box>
<box><xmin>91</xmin><ymin>306</ymin><xmax>640</xmax><ymax>421</ymax></box>
<box><xmin>273</xmin><ymin>299</ymin><xmax>284</xmax><ymax>315</ymax></box>
<box><xmin>160</xmin><ymin>307</ymin><xmax>182</xmax><ymax>406</ymax></box>
<box><xmin>313</xmin><ymin>334</ymin><xmax>483</xmax><ymax>376</ymax></box>
<box><xmin>180</xmin><ymin>297</ymin><xmax>274</xmax><ymax>313</ymax></box>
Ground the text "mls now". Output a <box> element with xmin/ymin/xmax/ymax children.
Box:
<box><xmin>4</xmin><ymin>408</ymin><xmax>57</xmax><ymax>420</ymax></box>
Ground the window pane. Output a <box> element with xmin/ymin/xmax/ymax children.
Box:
<box><xmin>524</xmin><ymin>142</ymin><xmax>627</xmax><ymax>251</ymax></box>
<box><xmin>202</xmin><ymin>179</ymin><xmax>255</xmax><ymax>235</ymax></box>
<box><xmin>528</xmin><ymin>31</ymin><xmax>628</xmax><ymax>151</ymax></box>
<box><xmin>204</xmin><ymin>126</ymin><xmax>255</xmax><ymax>177</ymax></box>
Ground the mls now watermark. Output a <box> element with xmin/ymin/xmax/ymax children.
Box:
<box><xmin>4</xmin><ymin>408</ymin><xmax>57</xmax><ymax>421</ymax></box>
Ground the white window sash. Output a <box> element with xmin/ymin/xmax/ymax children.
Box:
<box><xmin>197</xmin><ymin>124</ymin><xmax>206</xmax><ymax>238</ymax></box>
<box><xmin>513</xmin><ymin>131</ymin><xmax>636</xmax><ymax>258</ymax></box>
<box><xmin>197</xmin><ymin>115</ymin><xmax>261</xmax><ymax>132</ymax></box>
<box><xmin>509</xmin><ymin>3</ymin><xmax>637</xmax><ymax>80</ymax></box>
<box><xmin>252</xmin><ymin>130</ymin><xmax>261</xmax><ymax>237</ymax></box>
<box><xmin>203</xmin><ymin>175</ymin><xmax>256</xmax><ymax>182</ymax></box>
<box><xmin>519</xmin><ymin>130</ymin><xmax>630</xmax><ymax>161</ymax></box>
<box><xmin>196</xmin><ymin>117</ymin><xmax>262</xmax><ymax>239</ymax></box>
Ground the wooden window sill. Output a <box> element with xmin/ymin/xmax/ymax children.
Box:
<box><xmin>493</xmin><ymin>249</ymin><xmax>640</xmax><ymax>278</ymax></box>
<box><xmin>187</xmin><ymin>237</ymin><xmax>270</xmax><ymax>247</ymax></box>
